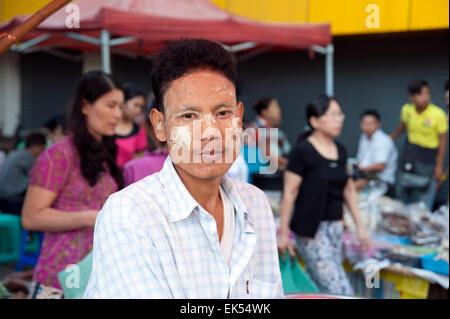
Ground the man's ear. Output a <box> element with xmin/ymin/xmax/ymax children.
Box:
<box><xmin>150</xmin><ymin>108</ymin><xmax>167</xmax><ymax>142</ymax></box>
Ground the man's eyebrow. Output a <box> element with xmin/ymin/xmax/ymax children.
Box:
<box><xmin>213</xmin><ymin>103</ymin><xmax>233</xmax><ymax>110</ymax></box>
<box><xmin>178</xmin><ymin>103</ymin><xmax>233</xmax><ymax>112</ymax></box>
<box><xmin>179</xmin><ymin>106</ymin><xmax>201</xmax><ymax>112</ymax></box>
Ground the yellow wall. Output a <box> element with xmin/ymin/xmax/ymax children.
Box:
<box><xmin>0</xmin><ymin>0</ymin><xmax>53</xmax><ymax>22</ymax></box>
<box><xmin>1</xmin><ymin>0</ymin><xmax>448</xmax><ymax>35</ymax></box>
<box><xmin>211</xmin><ymin>0</ymin><xmax>449</xmax><ymax>35</ymax></box>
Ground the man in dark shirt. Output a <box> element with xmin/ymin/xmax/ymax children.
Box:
<box><xmin>0</xmin><ymin>132</ymin><xmax>46</xmax><ymax>215</ymax></box>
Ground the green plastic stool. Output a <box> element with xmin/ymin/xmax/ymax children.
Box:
<box><xmin>0</xmin><ymin>213</ymin><xmax>21</xmax><ymax>263</ymax></box>
<box><xmin>25</xmin><ymin>231</ymin><xmax>41</xmax><ymax>254</ymax></box>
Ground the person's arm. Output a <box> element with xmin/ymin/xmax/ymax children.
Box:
<box><xmin>434</xmin><ymin>133</ymin><xmax>447</xmax><ymax>180</ymax></box>
<box><xmin>277</xmin><ymin>170</ymin><xmax>302</xmax><ymax>257</ymax></box>
<box><xmin>358</xmin><ymin>162</ymin><xmax>386</xmax><ymax>173</ymax></box>
<box><xmin>390</xmin><ymin>122</ymin><xmax>406</xmax><ymax>141</ymax></box>
<box><xmin>278</xmin><ymin>156</ymin><xmax>288</xmax><ymax>170</ymax></box>
<box><xmin>21</xmin><ymin>185</ymin><xmax>98</xmax><ymax>232</ymax></box>
<box><xmin>343</xmin><ymin>178</ymin><xmax>371</xmax><ymax>250</ymax></box>
<box><xmin>22</xmin><ymin>143</ymin><xmax>98</xmax><ymax>232</ymax></box>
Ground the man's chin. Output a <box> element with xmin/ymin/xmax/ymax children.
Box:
<box><xmin>178</xmin><ymin>162</ymin><xmax>233</xmax><ymax>180</ymax></box>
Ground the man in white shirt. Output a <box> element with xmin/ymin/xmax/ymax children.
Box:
<box><xmin>84</xmin><ymin>39</ymin><xmax>283</xmax><ymax>299</ymax></box>
<box><xmin>355</xmin><ymin>110</ymin><xmax>398</xmax><ymax>196</ymax></box>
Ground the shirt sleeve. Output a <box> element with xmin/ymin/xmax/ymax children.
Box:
<box><xmin>373</xmin><ymin>139</ymin><xmax>393</xmax><ymax>165</ymax></box>
<box><xmin>122</xmin><ymin>163</ymin><xmax>135</xmax><ymax>188</ymax></box>
<box><xmin>356</xmin><ymin>135</ymin><xmax>364</xmax><ymax>164</ymax></box>
<box><xmin>400</xmin><ymin>104</ymin><xmax>409</xmax><ymax>124</ymax></box>
<box><xmin>135</xmin><ymin>126</ymin><xmax>148</xmax><ymax>152</ymax></box>
<box><xmin>28</xmin><ymin>143</ymin><xmax>70</xmax><ymax>194</ymax></box>
<box><xmin>436</xmin><ymin>110</ymin><xmax>449</xmax><ymax>134</ymax></box>
<box><xmin>84</xmin><ymin>194</ymin><xmax>172</xmax><ymax>299</ymax></box>
<box><xmin>286</xmin><ymin>144</ymin><xmax>305</xmax><ymax>177</ymax></box>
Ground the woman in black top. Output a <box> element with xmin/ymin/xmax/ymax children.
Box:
<box><xmin>277</xmin><ymin>95</ymin><xmax>370</xmax><ymax>295</ymax></box>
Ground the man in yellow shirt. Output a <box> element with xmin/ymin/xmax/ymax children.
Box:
<box><xmin>391</xmin><ymin>80</ymin><xmax>448</xmax><ymax>210</ymax></box>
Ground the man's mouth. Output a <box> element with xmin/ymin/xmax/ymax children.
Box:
<box><xmin>193</xmin><ymin>148</ymin><xmax>226</xmax><ymax>156</ymax></box>
<box><xmin>192</xmin><ymin>149</ymin><xmax>227</xmax><ymax>162</ymax></box>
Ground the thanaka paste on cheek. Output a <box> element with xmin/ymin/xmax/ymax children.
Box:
<box><xmin>232</xmin><ymin>116</ymin><xmax>243</xmax><ymax>149</ymax></box>
<box><xmin>222</xmin><ymin>117</ymin><xmax>243</xmax><ymax>163</ymax></box>
<box><xmin>168</xmin><ymin>126</ymin><xmax>192</xmax><ymax>163</ymax></box>
<box><xmin>169</xmin><ymin>126</ymin><xmax>191</xmax><ymax>149</ymax></box>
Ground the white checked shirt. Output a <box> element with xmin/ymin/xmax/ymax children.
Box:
<box><xmin>356</xmin><ymin>129</ymin><xmax>398</xmax><ymax>184</ymax></box>
<box><xmin>84</xmin><ymin>157</ymin><xmax>283</xmax><ymax>299</ymax></box>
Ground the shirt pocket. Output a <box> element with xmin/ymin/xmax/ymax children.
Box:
<box><xmin>232</xmin><ymin>278</ymin><xmax>283</xmax><ymax>299</ymax></box>
<box><xmin>249</xmin><ymin>278</ymin><xmax>283</xmax><ymax>299</ymax></box>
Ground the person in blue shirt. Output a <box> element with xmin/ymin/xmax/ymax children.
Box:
<box><xmin>0</xmin><ymin>132</ymin><xmax>46</xmax><ymax>215</ymax></box>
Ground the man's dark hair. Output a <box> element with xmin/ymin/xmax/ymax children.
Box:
<box><xmin>408</xmin><ymin>79</ymin><xmax>428</xmax><ymax>95</ymax></box>
<box><xmin>24</xmin><ymin>132</ymin><xmax>46</xmax><ymax>148</ymax></box>
<box><xmin>123</xmin><ymin>83</ymin><xmax>146</xmax><ymax>102</ymax></box>
<box><xmin>253</xmin><ymin>97</ymin><xmax>275</xmax><ymax>115</ymax></box>
<box><xmin>445</xmin><ymin>79</ymin><xmax>448</xmax><ymax>92</ymax></box>
<box><xmin>44</xmin><ymin>114</ymin><xmax>67</xmax><ymax>133</ymax></box>
<box><xmin>360</xmin><ymin>109</ymin><xmax>381</xmax><ymax>122</ymax></box>
<box><xmin>151</xmin><ymin>39</ymin><xmax>237</xmax><ymax>113</ymax></box>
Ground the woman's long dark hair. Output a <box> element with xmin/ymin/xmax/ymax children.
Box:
<box><xmin>67</xmin><ymin>71</ymin><xmax>124</xmax><ymax>189</ymax></box>
<box><xmin>298</xmin><ymin>94</ymin><xmax>339</xmax><ymax>142</ymax></box>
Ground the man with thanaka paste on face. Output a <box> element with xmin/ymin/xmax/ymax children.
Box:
<box><xmin>84</xmin><ymin>39</ymin><xmax>284</xmax><ymax>299</ymax></box>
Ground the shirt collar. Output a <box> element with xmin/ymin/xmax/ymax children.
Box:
<box><xmin>411</xmin><ymin>102</ymin><xmax>434</xmax><ymax>114</ymax></box>
<box><xmin>158</xmin><ymin>157</ymin><xmax>199</xmax><ymax>223</ymax></box>
<box><xmin>220</xmin><ymin>174</ymin><xmax>254</xmax><ymax>231</ymax></box>
<box><xmin>159</xmin><ymin>157</ymin><xmax>253</xmax><ymax>229</ymax></box>
<box><xmin>366</xmin><ymin>129</ymin><xmax>382</xmax><ymax>141</ymax></box>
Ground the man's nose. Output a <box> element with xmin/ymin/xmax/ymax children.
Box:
<box><xmin>202</xmin><ymin>125</ymin><xmax>222</xmax><ymax>141</ymax></box>
<box><xmin>201</xmin><ymin>127</ymin><xmax>222</xmax><ymax>142</ymax></box>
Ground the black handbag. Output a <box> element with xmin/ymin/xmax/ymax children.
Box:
<box><xmin>399</xmin><ymin>142</ymin><xmax>436</xmax><ymax>189</ymax></box>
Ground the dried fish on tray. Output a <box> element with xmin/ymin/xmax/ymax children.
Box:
<box><xmin>380</xmin><ymin>211</ymin><xmax>415</xmax><ymax>236</ymax></box>
<box><xmin>408</xmin><ymin>203</ymin><xmax>449</xmax><ymax>249</ymax></box>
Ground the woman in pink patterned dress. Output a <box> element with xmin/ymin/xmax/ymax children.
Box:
<box><xmin>22</xmin><ymin>71</ymin><xmax>124</xmax><ymax>289</ymax></box>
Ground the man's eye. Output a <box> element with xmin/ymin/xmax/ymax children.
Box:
<box><xmin>218</xmin><ymin>111</ymin><xmax>231</xmax><ymax>117</ymax></box>
<box><xmin>183</xmin><ymin>113</ymin><xmax>195</xmax><ymax>119</ymax></box>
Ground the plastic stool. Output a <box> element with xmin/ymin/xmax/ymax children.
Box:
<box><xmin>0</xmin><ymin>213</ymin><xmax>21</xmax><ymax>263</ymax></box>
<box><xmin>16</xmin><ymin>230</ymin><xmax>44</xmax><ymax>271</ymax></box>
